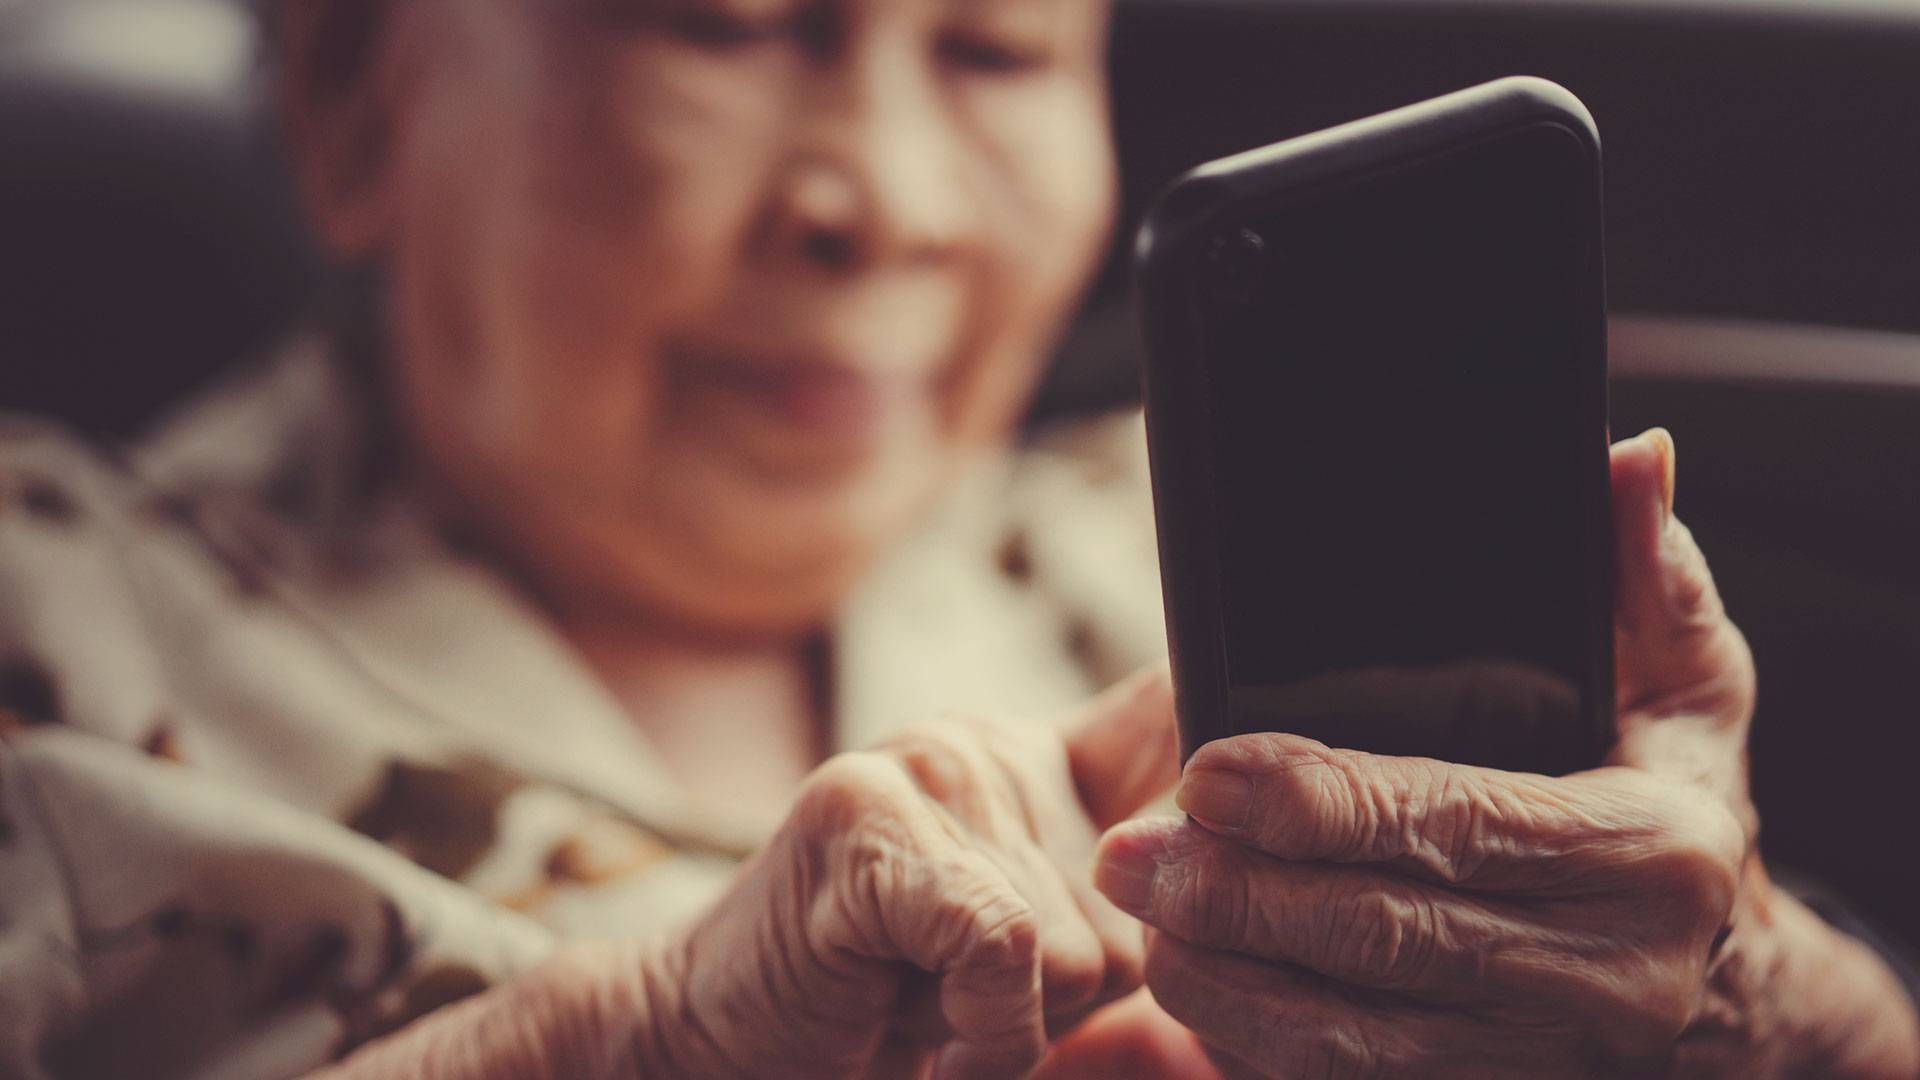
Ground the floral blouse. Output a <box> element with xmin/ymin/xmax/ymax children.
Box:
<box><xmin>0</xmin><ymin>337</ymin><xmax>1167</xmax><ymax>1079</ymax></box>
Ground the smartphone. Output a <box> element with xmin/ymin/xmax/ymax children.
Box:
<box><xmin>1136</xmin><ymin>77</ymin><xmax>1614</xmax><ymax>775</ymax></box>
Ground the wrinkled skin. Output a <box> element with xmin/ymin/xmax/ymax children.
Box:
<box><xmin>318</xmin><ymin>668</ymin><xmax>1181</xmax><ymax>1078</ymax></box>
<box><xmin>647</xmin><ymin>669</ymin><xmax>1179</xmax><ymax>1078</ymax></box>
<box><xmin>1069</xmin><ymin>431</ymin><xmax>1920</xmax><ymax>1079</ymax></box>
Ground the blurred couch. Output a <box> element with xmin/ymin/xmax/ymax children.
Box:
<box><xmin>0</xmin><ymin>0</ymin><xmax>314</xmax><ymax>435</ymax></box>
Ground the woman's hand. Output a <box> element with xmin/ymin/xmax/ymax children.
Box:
<box><xmin>640</xmin><ymin>667</ymin><xmax>1178</xmax><ymax>1078</ymax></box>
<box><xmin>325</xmin><ymin>666</ymin><xmax>1181</xmax><ymax>1080</ymax></box>
<box><xmin>1089</xmin><ymin>430</ymin><xmax>1920</xmax><ymax>1078</ymax></box>
<box><xmin>640</xmin><ymin>666</ymin><xmax>1182</xmax><ymax>1078</ymax></box>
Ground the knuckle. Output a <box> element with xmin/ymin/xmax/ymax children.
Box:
<box><xmin>1672</xmin><ymin>844</ymin><xmax>1739</xmax><ymax>926</ymax></box>
<box><xmin>1234</xmin><ymin>737</ymin><xmax>1368</xmax><ymax>855</ymax></box>
<box><xmin>810</xmin><ymin>822</ymin><xmax>913</xmax><ymax>949</ymax></box>
<box><xmin>1642</xmin><ymin>984</ymin><xmax>1698</xmax><ymax>1048</ymax></box>
<box><xmin>838</xmin><ymin>820</ymin><xmax>905</xmax><ymax>887</ymax></box>
<box><xmin>885</xmin><ymin>731</ymin><xmax>979</xmax><ymax>804</ymax></box>
<box><xmin>827</xmin><ymin>827</ymin><xmax>914</xmax><ymax>948</ymax></box>
<box><xmin>798</xmin><ymin>753</ymin><xmax>903</xmax><ymax>826</ymax></box>
<box><xmin>1602</xmin><ymin>955</ymin><xmax>1707</xmax><ymax>1060</ymax></box>
<box><xmin>1643</xmin><ymin>806</ymin><xmax>1743</xmax><ymax>940</ymax></box>
<box><xmin>804</xmin><ymin>764</ymin><xmax>936</xmax><ymax>891</ymax></box>
<box><xmin>1201</xmin><ymin>732</ymin><xmax>1326</xmax><ymax>790</ymax></box>
<box><xmin>1265</xmin><ymin>1015</ymin><xmax>1389</xmax><ymax>1080</ymax></box>
<box><xmin>1607</xmin><ymin>971</ymin><xmax>1698</xmax><ymax>1059</ymax></box>
<box><xmin>1405</xmin><ymin>765</ymin><xmax>1494</xmax><ymax>882</ymax></box>
<box><xmin>1337</xmin><ymin>758</ymin><xmax>1396</xmax><ymax>859</ymax></box>
<box><xmin>1314</xmin><ymin>751</ymin><xmax>1460</xmax><ymax>874</ymax></box>
<box><xmin>1323</xmin><ymin>885</ymin><xmax>1439</xmax><ymax>989</ymax></box>
<box><xmin>971</xmin><ymin>894</ymin><xmax>1041</xmax><ymax>967</ymax></box>
<box><xmin>1166</xmin><ymin>848</ymin><xmax>1252</xmax><ymax>946</ymax></box>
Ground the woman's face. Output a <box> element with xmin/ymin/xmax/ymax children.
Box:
<box><xmin>293</xmin><ymin>0</ymin><xmax>1116</xmax><ymax>636</ymax></box>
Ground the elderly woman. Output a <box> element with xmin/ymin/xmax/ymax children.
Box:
<box><xmin>1</xmin><ymin>0</ymin><xmax>1915</xmax><ymax>1077</ymax></box>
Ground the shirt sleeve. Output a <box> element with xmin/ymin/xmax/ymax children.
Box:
<box><xmin>0</xmin><ymin>727</ymin><xmax>554</xmax><ymax>1080</ymax></box>
<box><xmin>0</xmin><ymin>423</ymin><xmax>554</xmax><ymax>1079</ymax></box>
<box><xmin>0</xmin><ymin>734</ymin><xmax>86</xmax><ymax>1080</ymax></box>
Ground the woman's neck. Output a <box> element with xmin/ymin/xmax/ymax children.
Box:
<box><xmin>564</xmin><ymin>619</ymin><xmax>833</xmax><ymax>836</ymax></box>
<box><xmin>404</xmin><ymin>455</ymin><xmax>835</xmax><ymax>831</ymax></box>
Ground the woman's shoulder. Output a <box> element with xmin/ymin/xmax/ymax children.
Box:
<box><xmin>0</xmin><ymin>339</ymin><xmax>405</xmax><ymax>757</ymax></box>
<box><xmin>0</xmin><ymin>343</ymin><xmax>334</xmax><ymax>614</ymax></box>
<box><xmin>0</xmin><ymin>400</ymin><xmax>280</xmax><ymax>752</ymax></box>
<box><xmin>0</xmin><ymin>334</ymin><xmax>359</xmax><ymax>536</ymax></box>
<box><xmin>0</xmin><ymin>414</ymin><xmax>189</xmax><ymax>662</ymax></box>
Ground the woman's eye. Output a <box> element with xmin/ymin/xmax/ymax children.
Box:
<box><xmin>937</xmin><ymin>32</ymin><xmax>1049</xmax><ymax>76</ymax></box>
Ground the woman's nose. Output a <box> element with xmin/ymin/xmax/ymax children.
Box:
<box><xmin>761</xmin><ymin>39</ymin><xmax>978</xmax><ymax>273</ymax></box>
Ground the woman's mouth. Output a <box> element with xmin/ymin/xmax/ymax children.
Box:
<box><xmin>666</xmin><ymin>344</ymin><xmax>936</xmax><ymax>464</ymax></box>
<box><xmin>728</xmin><ymin>363</ymin><xmax>913</xmax><ymax>432</ymax></box>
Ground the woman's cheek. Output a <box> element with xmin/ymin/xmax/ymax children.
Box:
<box><xmin>465</xmin><ymin>79</ymin><xmax>777</xmax><ymax>482</ymax></box>
<box><xmin>912</xmin><ymin>82</ymin><xmax>1112</xmax><ymax>445</ymax></box>
<box><xmin>603</xmin><ymin>43</ymin><xmax>797</xmax><ymax>281</ymax></box>
<box><xmin>967</xmin><ymin>86</ymin><xmax>1114</xmax><ymax>359</ymax></box>
<box><xmin>963</xmin><ymin>73</ymin><xmax>1117</xmax><ymax>256</ymax></box>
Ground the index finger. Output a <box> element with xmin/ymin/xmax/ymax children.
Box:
<box><xmin>1065</xmin><ymin>664</ymin><xmax>1181</xmax><ymax>829</ymax></box>
<box><xmin>1175</xmin><ymin>732</ymin><xmax>1734</xmax><ymax>890</ymax></box>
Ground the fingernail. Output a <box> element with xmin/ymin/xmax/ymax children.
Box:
<box><xmin>1177</xmin><ymin>766</ymin><xmax>1254</xmax><ymax>830</ymax></box>
<box><xmin>1094</xmin><ymin>838</ymin><xmax>1159</xmax><ymax>917</ymax></box>
<box><xmin>1645</xmin><ymin>427</ymin><xmax>1676</xmax><ymax>521</ymax></box>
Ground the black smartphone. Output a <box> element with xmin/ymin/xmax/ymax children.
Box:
<box><xmin>1136</xmin><ymin>77</ymin><xmax>1614</xmax><ymax>775</ymax></box>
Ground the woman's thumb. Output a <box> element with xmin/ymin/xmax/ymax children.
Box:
<box><xmin>1609</xmin><ymin>428</ymin><xmax>1756</xmax><ymax>729</ymax></box>
<box><xmin>1063</xmin><ymin>664</ymin><xmax>1181</xmax><ymax>829</ymax></box>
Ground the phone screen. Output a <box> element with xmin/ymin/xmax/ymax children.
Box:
<box><xmin>1204</xmin><ymin>123</ymin><xmax>1606</xmax><ymax>769</ymax></box>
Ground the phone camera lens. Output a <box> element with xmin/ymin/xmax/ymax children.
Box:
<box><xmin>1207</xmin><ymin>228</ymin><xmax>1268</xmax><ymax>307</ymax></box>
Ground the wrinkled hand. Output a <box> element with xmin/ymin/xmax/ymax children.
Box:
<box><xmin>645</xmin><ymin>666</ymin><xmax>1181</xmax><ymax>1079</ymax></box>
<box><xmin>1089</xmin><ymin>430</ymin><xmax>1918</xmax><ymax>1078</ymax></box>
<box><xmin>320</xmin><ymin>671</ymin><xmax>1181</xmax><ymax>1080</ymax></box>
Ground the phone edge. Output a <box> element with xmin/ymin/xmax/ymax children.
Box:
<box><xmin>1134</xmin><ymin>76</ymin><xmax>1615</xmax><ymax>770</ymax></box>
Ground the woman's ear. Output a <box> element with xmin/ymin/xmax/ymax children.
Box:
<box><xmin>276</xmin><ymin>0</ymin><xmax>408</xmax><ymax>258</ymax></box>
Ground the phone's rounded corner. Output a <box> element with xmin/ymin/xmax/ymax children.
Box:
<box><xmin>1132</xmin><ymin>170</ymin><xmax>1237</xmax><ymax>295</ymax></box>
<box><xmin>1494</xmin><ymin>75</ymin><xmax>1603</xmax><ymax>160</ymax></box>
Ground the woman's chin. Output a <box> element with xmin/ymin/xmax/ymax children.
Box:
<box><xmin>601</xmin><ymin>541</ymin><xmax>872</xmax><ymax>641</ymax></box>
<box><xmin>445</xmin><ymin>399</ymin><xmax>955</xmax><ymax>638</ymax></box>
<box><xmin>667</xmin><ymin>367</ymin><xmax>940</xmax><ymax>484</ymax></box>
<box><xmin>659</xmin><ymin>405</ymin><xmax>950</xmax><ymax>547</ymax></box>
<box><xmin>555</xmin><ymin>473</ymin><xmax>936</xmax><ymax>640</ymax></box>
